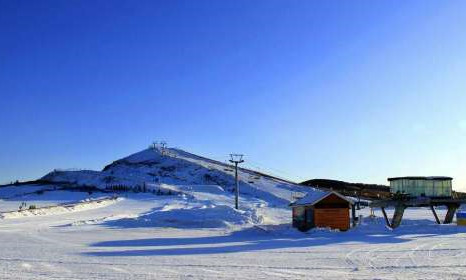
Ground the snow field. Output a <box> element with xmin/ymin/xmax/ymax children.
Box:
<box><xmin>1</xmin><ymin>191</ymin><xmax>466</xmax><ymax>279</ymax></box>
<box><xmin>2</xmin><ymin>147</ymin><xmax>466</xmax><ymax>279</ymax></box>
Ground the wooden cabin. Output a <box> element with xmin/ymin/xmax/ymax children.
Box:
<box><xmin>290</xmin><ymin>191</ymin><xmax>354</xmax><ymax>232</ymax></box>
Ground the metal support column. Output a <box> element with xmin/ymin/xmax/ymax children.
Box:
<box><xmin>381</xmin><ymin>207</ymin><xmax>391</xmax><ymax>228</ymax></box>
<box><xmin>229</xmin><ymin>154</ymin><xmax>244</xmax><ymax>210</ymax></box>
<box><xmin>391</xmin><ymin>204</ymin><xmax>406</xmax><ymax>229</ymax></box>
<box><xmin>352</xmin><ymin>205</ymin><xmax>357</xmax><ymax>227</ymax></box>
<box><xmin>430</xmin><ymin>205</ymin><xmax>441</xmax><ymax>224</ymax></box>
<box><xmin>444</xmin><ymin>204</ymin><xmax>459</xmax><ymax>224</ymax></box>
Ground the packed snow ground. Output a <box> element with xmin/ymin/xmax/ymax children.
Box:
<box><xmin>1</xmin><ymin>190</ymin><xmax>466</xmax><ymax>279</ymax></box>
<box><xmin>2</xmin><ymin>148</ymin><xmax>466</xmax><ymax>279</ymax></box>
<box><xmin>0</xmin><ymin>185</ymin><xmax>113</xmax><ymax>213</ymax></box>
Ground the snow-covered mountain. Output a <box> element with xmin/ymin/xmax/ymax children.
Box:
<box><xmin>20</xmin><ymin>147</ymin><xmax>314</xmax><ymax>228</ymax></box>
<box><xmin>41</xmin><ymin>147</ymin><xmax>312</xmax><ymax>208</ymax></box>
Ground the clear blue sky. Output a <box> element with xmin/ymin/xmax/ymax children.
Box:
<box><xmin>1</xmin><ymin>1</ymin><xmax>466</xmax><ymax>190</ymax></box>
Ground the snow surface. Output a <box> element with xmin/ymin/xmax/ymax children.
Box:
<box><xmin>1</xmin><ymin>197</ymin><xmax>119</xmax><ymax>219</ymax></box>
<box><xmin>40</xmin><ymin>147</ymin><xmax>310</xmax><ymax>206</ymax></box>
<box><xmin>2</xmin><ymin>147</ymin><xmax>466</xmax><ymax>279</ymax></box>
<box><xmin>0</xmin><ymin>186</ymin><xmax>111</xmax><ymax>212</ymax></box>
<box><xmin>1</xmin><ymin>193</ymin><xmax>466</xmax><ymax>279</ymax></box>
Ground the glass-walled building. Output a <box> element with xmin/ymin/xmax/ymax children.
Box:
<box><xmin>388</xmin><ymin>177</ymin><xmax>452</xmax><ymax>198</ymax></box>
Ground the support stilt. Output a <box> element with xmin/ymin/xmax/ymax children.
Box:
<box><xmin>444</xmin><ymin>204</ymin><xmax>459</xmax><ymax>224</ymax></box>
<box><xmin>391</xmin><ymin>204</ymin><xmax>406</xmax><ymax>229</ymax></box>
<box><xmin>430</xmin><ymin>205</ymin><xmax>441</xmax><ymax>224</ymax></box>
<box><xmin>381</xmin><ymin>207</ymin><xmax>391</xmax><ymax>228</ymax></box>
<box><xmin>371</xmin><ymin>197</ymin><xmax>466</xmax><ymax>229</ymax></box>
<box><xmin>352</xmin><ymin>205</ymin><xmax>357</xmax><ymax>227</ymax></box>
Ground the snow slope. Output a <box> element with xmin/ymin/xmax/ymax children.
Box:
<box><xmin>41</xmin><ymin>147</ymin><xmax>308</xmax><ymax>205</ymax></box>
<box><xmin>1</xmin><ymin>194</ymin><xmax>466</xmax><ymax>279</ymax></box>
<box><xmin>33</xmin><ymin>147</ymin><xmax>312</xmax><ymax>228</ymax></box>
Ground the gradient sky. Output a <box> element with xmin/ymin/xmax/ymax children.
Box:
<box><xmin>1</xmin><ymin>1</ymin><xmax>466</xmax><ymax>190</ymax></box>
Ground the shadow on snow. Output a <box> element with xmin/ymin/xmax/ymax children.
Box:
<box><xmin>85</xmin><ymin>218</ymin><xmax>466</xmax><ymax>257</ymax></box>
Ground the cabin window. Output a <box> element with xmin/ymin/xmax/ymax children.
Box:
<box><xmin>293</xmin><ymin>207</ymin><xmax>305</xmax><ymax>221</ymax></box>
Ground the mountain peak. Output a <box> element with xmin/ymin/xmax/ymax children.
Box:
<box><xmin>40</xmin><ymin>146</ymin><xmax>311</xmax><ymax>206</ymax></box>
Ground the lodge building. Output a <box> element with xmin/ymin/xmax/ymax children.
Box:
<box><xmin>290</xmin><ymin>191</ymin><xmax>354</xmax><ymax>231</ymax></box>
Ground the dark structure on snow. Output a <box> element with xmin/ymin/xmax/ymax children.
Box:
<box><xmin>371</xmin><ymin>176</ymin><xmax>466</xmax><ymax>229</ymax></box>
<box><xmin>290</xmin><ymin>191</ymin><xmax>354</xmax><ymax>231</ymax></box>
<box><xmin>301</xmin><ymin>179</ymin><xmax>390</xmax><ymax>200</ymax></box>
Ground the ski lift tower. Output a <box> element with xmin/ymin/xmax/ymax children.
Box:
<box><xmin>229</xmin><ymin>154</ymin><xmax>244</xmax><ymax>210</ymax></box>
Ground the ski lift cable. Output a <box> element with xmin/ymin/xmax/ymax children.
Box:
<box><xmin>184</xmin><ymin>153</ymin><xmax>306</xmax><ymax>183</ymax></box>
<box><xmin>244</xmin><ymin>159</ymin><xmax>308</xmax><ymax>182</ymax></box>
<box><xmin>205</xmin><ymin>155</ymin><xmax>307</xmax><ymax>182</ymax></box>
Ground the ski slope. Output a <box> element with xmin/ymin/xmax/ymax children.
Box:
<box><xmin>1</xmin><ymin>147</ymin><xmax>310</xmax><ymax>240</ymax></box>
<box><xmin>1</xmin><ymin>193</ymin><xmax>466</xmax><ymax>279</ymax></box>
<box><xmin>41</xmin><ymin>147</ymin><xmax>310</xmax><ymax>206</ymax></box>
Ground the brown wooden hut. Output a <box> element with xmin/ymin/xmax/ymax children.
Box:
<box><xmin>290</xmin><ymin>191</ymin><xmax>354</xmax><ymax>231</ymax></box>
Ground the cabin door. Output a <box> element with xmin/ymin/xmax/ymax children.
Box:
<box><xmin>305</xmin><ymin>208</ymin><xmax>314</xmax><ymax>227</ymax></box>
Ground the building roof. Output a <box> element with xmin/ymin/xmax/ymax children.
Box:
<box><xmin>388</xmin><ymin>176</ymin><xmax>453</xmax><ymax>181</ymax></box>
<box><xmin>290</xmin><ymin>190</ymin><xmax>354</xmax><ymax>207</ymax></box>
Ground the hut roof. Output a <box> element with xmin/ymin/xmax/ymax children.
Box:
<box><xmin>290</xmin><ymin>190</ymin><xmax>354</xmax><ymax>207</ymax></box>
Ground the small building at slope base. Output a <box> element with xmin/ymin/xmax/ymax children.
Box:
<box><xmin>290</xmin><ymin>191</ymin><xmax>354</xmax><ymax>232</ymax></box>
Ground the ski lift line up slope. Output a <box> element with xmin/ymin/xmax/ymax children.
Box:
<box><xmin>172</xmin><ymin>149</ymin><xmax>299</xmax><ymax>185</ymax></box>
<box><xmin>156</xmin><ymin>148</ymin><xmax>310</xmax><ymax>203</ymax></box>
<box><xmin>196</xmin><ymin>154</ymin><xmax>304</xmax><ymax>184</ymax></box>
<box><xmin>40</xmin><ymin>147</ymin><xmax>314</xmax><ymax>206</ymax></box>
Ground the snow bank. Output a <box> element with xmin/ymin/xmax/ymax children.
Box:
<box><xmin>103</xmin><ymin>203</ymin><xmax>263</xmax><ymax>229</ymax></box>
<box><xmin>0</xmin><ymin>185</ymin><xmax>57</xmax><ymax>199</ymax></box>
<box><xmin>0</xmin><ymin>197</ymin><xmax>121</xmax><ymax>219</ymax></box>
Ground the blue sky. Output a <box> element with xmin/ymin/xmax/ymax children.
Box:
<box><xmin>1</xmin><ymin>1</ymin><xmax>466</xmax><ymax>190</ymax></box>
